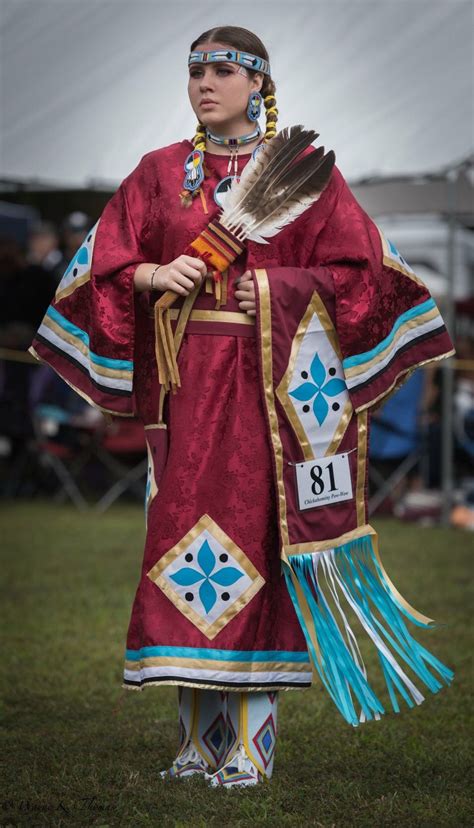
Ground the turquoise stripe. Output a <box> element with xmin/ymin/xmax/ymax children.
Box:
<box><xmin>342</xmin><ymin>298</ymin><xmax>437</xmax><ymax>370</ymax></box>
<box><xmin>125</xmin><ymin>646</ymin><xmax>311</xmax><ymax>663</ymax></box>
<box><xmin>289</xmin><ymin>552</ymin><xmax>383</xmax><ymax>724</ymax></box>
<box><xmin>283</xmin><ymin>562</ymin><xmax>351</xmax><ymax>719</ymax></box>
<box><xmin>46</xmin><ymin>306</ymin><xmax>134</xmax><ymax>371</ymax></box>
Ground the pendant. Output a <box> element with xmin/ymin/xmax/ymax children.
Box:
<box><xmin>213</xmin><ymin>145</ymin><xmax>264</xmax><ymax>208</ymax></box>
<box><xmin>214</xmin><ymin>174</ymin><xmax>240</xmax><ymax>208</ymax></box>
<box><xmin>252</xmin><ymin>143</ymin><xmax>266</xmax><ymax>161</ymax></box>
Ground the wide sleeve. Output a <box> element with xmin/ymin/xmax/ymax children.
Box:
<box><xmin>311</xmin><ymin>166</ymin><xmax>455</xmax><ymax>412</ymax></box>
<box><xmin>28</xmin><ymin>157</ymin><xmax>151</xmax><ymax>417</ymax></box>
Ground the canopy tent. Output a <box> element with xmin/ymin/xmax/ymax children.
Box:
<box><xmin>2</xmin><ymin>0</ymin><xmax>472</xmax><ymax>529</ymax></box>
<box><xmin>1</xmin><ymin>0</ymin><xmax>473</xmax><ymax>188</ymax></box>
<box><xmin>351</xmin><ymin>165</ymin><xmax>474</xmax><ymax>222</ymax></box>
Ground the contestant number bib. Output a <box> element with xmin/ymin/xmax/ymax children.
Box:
<box><xmin>294</xmin><ymin>453</ymin><xmax>353</xmax><ymax>511</ymax></box>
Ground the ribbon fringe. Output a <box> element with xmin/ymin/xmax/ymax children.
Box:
<box><xmin>154</xmin><ymin>301</ymin><xmax>181</xmax><ymax>393</ymax></box>
<box><xmin>153</xmin><ymin>265</ymin><xmax>231</xmax><ymax>392</ymax></box>
<box><xmin>284</xmin><ymin>535</ymin><xmax>453</xmax><ymax>727</ymax></box>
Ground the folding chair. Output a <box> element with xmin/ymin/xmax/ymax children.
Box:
<box><xmin>30</xmin><ymin>405</ymin><xmax>147</xmax><ymax>511</ymax></box>
<box><xmin>368</xmin><ymin>370</ymin><xmax>426</xmax><ymax>515</ymax></box>
<box><xmin>30</xmin><ymin>402</ymin><xmax>104</xmax><ymax>509</ymax></box>
<box><xmin>93</xmin><ymin>418</ymin><xmax>147</xmax><ymax>513</ymax></box>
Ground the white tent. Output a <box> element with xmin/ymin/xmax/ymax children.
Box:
<box><xmin>1</xmin><ymin>0</ymin><xmax>473</xmax><ymax>187</ymax></box>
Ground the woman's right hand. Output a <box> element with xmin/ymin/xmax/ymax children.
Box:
<box><xmin>134</xmin><ymin>256</ymin><xmax>207</xmax><ymax>294</ymax></box>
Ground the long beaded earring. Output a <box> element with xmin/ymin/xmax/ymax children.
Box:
<box><xmin>247</xmin><ymin>91</ymin><xmax>263</xmax><ymax>122</ymax></box>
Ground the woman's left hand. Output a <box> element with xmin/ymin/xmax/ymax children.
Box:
<box><xmin>234</xmin><ymin>270</ymin><xmax>256</xmax><ymax>316</ymax></box>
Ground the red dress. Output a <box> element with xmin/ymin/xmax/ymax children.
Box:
<box><xmin>123</xmin><ymin>145</ymin><xmax>326</xmax><ymax>691</ymax></box>
<box><xmin>28</xmin><ymin>138</ymin><xmax>455</xmax><ymax>720</ymax></box>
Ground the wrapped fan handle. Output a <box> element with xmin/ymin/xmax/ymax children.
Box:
<box><xmin>153</xmin><ymin>221</ymin><xmax>245</xmax><ymax>393</ymax></box>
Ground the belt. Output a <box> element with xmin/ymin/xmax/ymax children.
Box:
<box><xmin>149</xmin><ymin>306</ymin><xmax>256</xmax><ymax>337</ymax></box>
<box><xmin>153</xmin><ymin>293</ymin><xmax>256</xmax><ymax>418</ymax></box>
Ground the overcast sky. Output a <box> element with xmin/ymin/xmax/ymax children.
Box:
<box><xmin>1</xmin><ymin>0</ymin><xmax>473</xmax><ymax>186</ymax></box>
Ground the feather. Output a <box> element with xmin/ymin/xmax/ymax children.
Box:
<box><xmin>219</xmin><ymin>126</ymin><xmax>335</xmax><ymax>243</ymax></box>
<box><xmin>240</xmin><ymin>146</ymin><xmax>326</xmax><ymax>227</ymax></box>
<box><xmin>244</xmin><ymin>149</ymin><xmax>335</xmax><ymax>242</ymax></box>
<box><xmin>222</xmin><ymin>125</ymin><xmax>318</xmax><ymax>219</ymax></box>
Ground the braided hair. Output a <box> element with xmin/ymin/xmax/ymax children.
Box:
<box><xmin>181</xmin><ymin>26</ymin><xmax>278</xmax><ymax>206</ymax></box>
<box><xmin>191</xmin><ymin>26</ymin><xmax>278</xmax><ymax>145</ymax></box>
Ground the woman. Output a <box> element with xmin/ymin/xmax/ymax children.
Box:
<box><xmin>29</xmin><ymin>26</ymin><xmax>454</xmax><ymax>788</ymax></box>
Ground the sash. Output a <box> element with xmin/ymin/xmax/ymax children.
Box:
<box><xmin>251</xmin><ymin>263</ymin><xmax>454</xmax><ymax>726</ymax></box>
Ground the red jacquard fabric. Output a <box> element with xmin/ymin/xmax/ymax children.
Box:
<box><xmin>29</xmin><ymin>138</ymin><xmax>453</xmax><ymax>689</ymax></box>
<box><xmin>127</xmin><ymin>145</ymin><xmax>332</xmax><ymax>662</ymax></box>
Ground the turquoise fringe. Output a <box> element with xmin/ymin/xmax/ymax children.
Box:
<box><xmin>284</xmin><ymin>535</ymin><xmax>454</xmax><ymax>727</ymax></box>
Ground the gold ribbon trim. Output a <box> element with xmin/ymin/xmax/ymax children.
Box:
<box><xmin>154</xmin><ymin>298</ymin><xmax>181</xmax><ymax>393</ymax></box>
<box><xmin>153</xmin><ymin>284</ymin><xmax>200</xmax><ymax>394</ymax></box>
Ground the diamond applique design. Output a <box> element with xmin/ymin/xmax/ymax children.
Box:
<box><xmin>252</xmin><ymin>714</ymin><xmax>276</xmax><ymax>769</ymax></box>
<box><xmin>289</xmin><ymin>352</ymin><xmax>346</xmax><ymax>426</ymax></box>
<box><xmin>146</xmin><ymin>514</ymin><xmax>265</xmax><ymax>639</ymax></box>
<box><xmin>376</xmin><ymin>225</ymin><xmax>424</xmax><ymax>287</ymax></box>
<box><xmin>202</xmin><ymin>713</ymin><xmax>227</xmax><ymax>766</ymax></box>
<box><xmin>55</xmin><ymin>220</ymin><xmax>99</xmax><ymax>300</ymax></box>
<box><xmin>276</xmin><ymin>292</ymin><xmax>352</xmax><ymax>458</ymax></box>
<box><xmin>385</xmin><ymin>234</ymin><xmax>414</xmax><ymax>272</ymax></box>
<box><xmin>169</xmin><ymin>538</ymin><xmax>245</xmax><ymax>614</ymax></box>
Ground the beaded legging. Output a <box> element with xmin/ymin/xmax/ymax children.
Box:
<box><xmin>176</xmin><ymin>686</ymin><xmax>278</xmax><ymax>778</ymax></box>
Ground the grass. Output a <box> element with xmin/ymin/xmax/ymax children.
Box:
<box><xmin>1</xmin><ymin>501</ymin><xmax>472</xmax><ymax>827</ymax></box>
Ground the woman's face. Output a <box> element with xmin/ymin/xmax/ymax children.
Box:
<box><xmin>187</xmin><ymin>42</ymin><xmax>263</xmax><ymax>130</ymax></box>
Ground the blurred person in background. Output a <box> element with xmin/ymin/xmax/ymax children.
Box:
<box><xmin>27</xmin><ymin>220</ymin><xmax>63</xmax><ymax>282</ymax></box>
<box><xmin>0</xmin><ymin>235</ymin><xmax>58</xmax><ymax>476</ymax></box>
<box><xmin>41</xmin><ymin>211</ymin><xmax>93</xmax><ymax>286</ymax></box>
<box><xmin>59</xmin><ymin>211</ymin><xmax>92</xmax><ymax>269</ymax></box>
<box><xmin>0</xmin><ymin>235</ymin><xmax>57</xmax><ymax>345</ymax></box>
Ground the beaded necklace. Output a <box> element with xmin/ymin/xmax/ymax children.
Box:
<box><xmin>181</xmin><ymin>130</ymin><xmax>266</xmax><ymax>210</ymax></box>
<box><xmin>206</xmin><ymin>126</ymin><xmax>262</xmax><ymax>176</ymax></box>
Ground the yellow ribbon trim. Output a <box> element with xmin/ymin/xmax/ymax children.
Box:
<box><xmin>371</xmin><ymin>532</ymin><xmax>435</xmax><ymax>625</ymax></box>
<box><xmin>285</xmin><ymin>562</ymin><xmax>323</xmax><ymax>684</ymax></box>
<box><xmin>241</xmin><ymin>694</ymin><xmax>266</xmax><ymax>777</ymax></box>
<box><xmin>154</xmin><ymin>301</ymin><xmax>180</xmax><ymax>393</ymax></box>
<box><xmin>356</xmin><ymin>410</ymin><xmax>368</xmax><ymax>526</ymax></box>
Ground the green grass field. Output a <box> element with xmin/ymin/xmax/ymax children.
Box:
<box><xmin>1</xmin><ymin>502</ymin><xmax>472</xmax><ymax>827</ymax></box>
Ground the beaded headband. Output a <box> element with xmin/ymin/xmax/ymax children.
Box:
<box><xmin>188</xmin><ymin>49</ymin><xmax>271</xmax><ymax>76</ymax></box>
